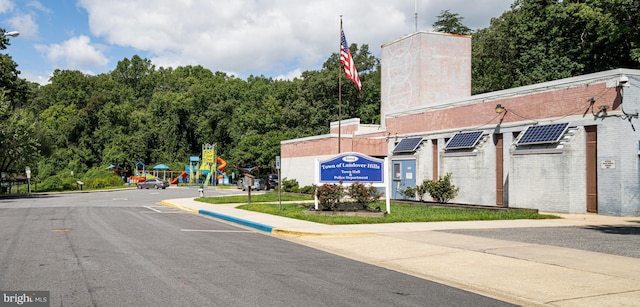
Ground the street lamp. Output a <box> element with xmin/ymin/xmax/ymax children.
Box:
<box><xmin>3</xmin><ymin>31</ymin><xmax>19</xmax><ymax>37</ymax></box>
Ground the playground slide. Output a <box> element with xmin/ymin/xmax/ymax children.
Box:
<box><xmin>216</xmin><ymin>157</ymin><xmax>229</xmax><ymax>184</ymax></box>
<box><xmin>204</xmin><ymin>171</ymin><xmax>213</xmax><ymax>185</ymax></box>
<box><xmin>216</xmin><ymin>157</ymin><xmax>227</xmax><ymax>172</ymax></box>
<box><xmin>170</xmin><ymin>171</ymin><xmax>188</xmax><ymax>184</ymax></box>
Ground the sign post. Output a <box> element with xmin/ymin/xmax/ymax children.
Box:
<box><xmin>25</xmin><ymin>167</ymin><xmax>31</xmax><ymax>195</ymax></box>
<box><xmin>276</xmin><ymin>155</ymin><xmax>281</xmax><ymax>211</ymax></box>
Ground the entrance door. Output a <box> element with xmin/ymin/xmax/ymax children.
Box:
<box><xmin>391</xmin><ymin>159</ymin><xmax>416</xmax><ymax>199</ymax></box>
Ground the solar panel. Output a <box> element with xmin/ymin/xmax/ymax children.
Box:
<box><xmin>445</xmin><ymin>131</ymin><xmax>483</xmax><ymax>150</ymax></box>
<box><xmin>517</xmin><ymin>123</ymin><xmax>569</xmax><ymax>145</ymax></box>
<box><xmin>393</xmin><ymin>137</ymin><xmax>423</xmax><ymax>153</ymax></box>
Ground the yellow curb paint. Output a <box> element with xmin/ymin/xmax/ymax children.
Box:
<box><xmin>160</xmin><ymin>201</ymin><xmax>198</xmax><ymax>214</ymax></box>
<box><xmin>271</xmin><ymin>229</ymin><xmax>373</xmax><ymax>237</ymax></box>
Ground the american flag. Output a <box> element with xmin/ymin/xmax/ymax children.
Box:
<box><xmin>340</xmin><ymin>29</ymin><xmax>362</xmax><ymax>91</ymax></box>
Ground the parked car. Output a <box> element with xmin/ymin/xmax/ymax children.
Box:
<box><xmin>137</xmin><ymin>178</ymin><xmax>169</xmax><ymax>189</ymax></box>
<box><xmin>266</xmin><ymin>174</ymin><xmax>279</xmax><ymax>190</ymax></box>
<box><xmin>242</xmin><ymin>178</ymin><xmax>265</xmax><ymax>191</ymax></box>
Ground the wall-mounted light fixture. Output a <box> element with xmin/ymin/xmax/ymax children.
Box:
<box><xmin>495</xmin><ymin>104</ymin><xmax>505</xmax><ymax>114</ymax></box>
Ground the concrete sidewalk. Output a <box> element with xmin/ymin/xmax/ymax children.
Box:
<box><xmin>161</xmin><ymin>197</ymin><xmax>640</xmax><ymax>306</ymax></box>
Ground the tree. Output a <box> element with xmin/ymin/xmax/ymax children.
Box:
<box><xmin>0</xmin><ymin>95</ymin><xmax>40</xmax><ymax>176</ymax></box>
<box><xmin>432</xmin><ymin>10</ymin><xmax>472</xmax><ymax>34</ymax></box>
<box><xmin>471</xmin><ymin>0</ymin><xmax>640</xmax><ymax>94</ymax></box>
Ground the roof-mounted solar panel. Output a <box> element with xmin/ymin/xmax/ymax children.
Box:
<box><xmin>393</xmin><ymin>137</ymin><xmax>423</xmax><ymax>153</ymax></box>
<box><xmin>444</xmin><ymin>131</ymin><xmax>483</xmax><ymax>150</ymax></box>
<box><xmin>517</xmin><ymin>123</ymin><xmax>569</xmax><ymax>145</ymax></box>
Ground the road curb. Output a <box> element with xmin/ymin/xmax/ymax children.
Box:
<box><xmin>198</xmin><ymin>209</ymin><xmax>274</xmax><ymax>233</ymax></box>
<box><xmin>159</xmin><ymin>200</ymin><xmax>198</xmax><ymax>214</ymax></box>
<box><xmin>272</xmin><ymin>228</ymin><xmax>373</xmax><ymax>237</ymax></box>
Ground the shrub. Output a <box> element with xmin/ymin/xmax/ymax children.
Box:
<box><xmin>280</xmin><ymin>177</ymin><xmax>299</xmax><ymax>193</ymax></box>
<box><xmin>314</xmin><ymin>181</ymin><xmax>382</xmax><ymax>211</ymax></box>
<box><xmin>415</xmin><ymin>180</ymin><xmax>429</xmax><ymax>202</ymax></box>
<box><xmin>40</xmin><ymin>176</ymin><xmax>64</xmax><ymax>191</ymax></box>
<box><xmin>399</xmin><ymin>186</ymin><xmax>416</xmax><ymax>200</ymax></box>
<box><xmin>314</xmin><ymin>183</ymin><xmax>344</xmax><ymax>210</ymax></box>
<box><xmin>299</xmin><ymin>185</ymin><xmax>315</xmax><ymax>195</ymax></box>
<box><xmin>424</xmin><ymin>173</ymin><xmax>459</xmax><ymax>203</ymax></box>
<box><xmin>347</xmin><ymin>182</ymin><xmax>381</xmax><ymax>210</ymax></box>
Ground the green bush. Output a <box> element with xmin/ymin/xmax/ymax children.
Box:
<box><xmin>280</xmin><ymin>177</ymin><xmax>299</xmax><ymax>193</ymax></box>
<box><xmin>40</xmin><ymin>176</ymin><xmax>64</xmax><ymax>191</ymax></box>
<box><xmin>399</xmin><ymin>186</ymin><xmax>415</xmax><ymax>200</ymax></box>
<box><xmin>415</xmin><ymin>180</ymin><xmax>429</xmax><ymax>201</ymax></box>
<box><xmin>314</xmin><ymin>183</ymin><xmax>344</xmax><ymax>210</ymax></box>
<box><xmin>424</xmin><ymin>173</ymin><xmax>459</xmax><ymax>203</ymax></box>
<box><xmin>315</xmin><ymin>182</ymin><xmax>381</xmax><ymax>211</ymax></box>
<box><xmin>299</xmin><ymin>185</ymin><xmax>315</xmax><ymax>195</ymax></box>
<box><xmin>347</xmin><ymin>182</ymin><xmax>381</xmax><ymax>209</ymax></box>
<box><xmin>84</xmin><ymin>172</ymin><xmax>123</xmax><ymax>189</ymax></box>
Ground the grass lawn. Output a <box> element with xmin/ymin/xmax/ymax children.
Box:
<box><xmin>196</xmin><ymin>192</ymin><xmax>560</xmax><ymax>225</ymax></box>
<box><xmin>196</xmin><ymin>192</ymin><xmax>313</xmax><ymax>204</ymax></box>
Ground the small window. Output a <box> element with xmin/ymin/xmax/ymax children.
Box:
<box><xmin>393</xmin><ymin>163</ymin><xmax>401</xmax><ymax>180</ymax></box>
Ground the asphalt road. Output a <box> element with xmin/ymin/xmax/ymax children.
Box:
<box><xmin>0</xmin><ymin>188</ymin><xmax>515</xmax><ymax>306</ymax></box>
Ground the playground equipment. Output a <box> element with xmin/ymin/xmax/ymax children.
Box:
<box><xmin>170</xmin><ymin>171</ymin><xmax>187</xmax><ymax>184</ymax></box>
<box><xmin>169</xmin><ymin>143</ymin><xmax>230</xmax><ymax>185</ymax></box>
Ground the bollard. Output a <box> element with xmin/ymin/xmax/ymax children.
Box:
<box><xmin>198</xmin><ymin>188</ymin><xmax>204</xmax><ymax>197</ymax></box>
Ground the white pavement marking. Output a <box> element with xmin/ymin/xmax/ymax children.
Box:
<box><xmin>143</xmin><ymin>206</ymin><xmax>163</xmax><ymax>213</ymax></box>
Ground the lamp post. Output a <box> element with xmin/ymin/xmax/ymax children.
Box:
<box><xmin>3</xmin><ymin>31</ymin><xmax>19</xmax><ymax>37</ymax></box>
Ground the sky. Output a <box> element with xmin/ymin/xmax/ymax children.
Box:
<box><xmin>0</xmin><ymin>0</ymin><xmax>515</xmax><ymax>85</ymax></box>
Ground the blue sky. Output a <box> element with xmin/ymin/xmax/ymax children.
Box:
<box><xmin>1</xmin><ymin>0</ymin><xmax>514</xmax><ymax>85</ymax></box>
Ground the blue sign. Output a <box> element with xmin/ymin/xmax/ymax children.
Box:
<box><xmin>319</xmin><ymin>153</ymin><xmax>384</xmax><ymax>183</ymax></box>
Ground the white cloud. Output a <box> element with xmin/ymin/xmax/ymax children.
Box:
<box><xmin>15</xmin><ymin>0</ymin><xmax>514</xmax><ymax>85</ymax></box>
<box><xmin>0</xmin><ymin>0</ymin><xmax>14</xmax><ymax>14</ymax></box>
<box><xmin>19</xmin><ymin>69</ymin><xmax>51</xmax><ymax>85</ymax></box>
<box><xmin>76</xmin><ymin>0</ymin><xmax>413</xmax><ymax>77</ymax></box>
<box><xmin>274</xmin><ymin>68</ymin><xmax>302</xmax><ymax>81</ymax></box>
<box><xmin>35</xmin><ymin>35</ymin><xmax>109</xmax><ymax>70</ymax></box>
<box><xmin>7</xmin><ymin>13</ymin><xmax>37</xmax><ymax>38</ymax></box>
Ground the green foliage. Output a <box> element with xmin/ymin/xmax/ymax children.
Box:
<box><xmin>415</xmin><ymin>181</ymin><xmax>429</xmax><ymax>202</ymax></box>
<box><xmin>40</xmin><ymin>176</ymin><xmax>64</xmax><ymax>191</ymax></box>
<box><xmin>280</xmin><ymin>177</ymin><xmax>299</xmax><ymax>193</ymax></box>
<box><xmin>432</xmin><ymin>10</ymin><xmax>472</xmax><ymax>34</ymax></box>
<box><xmin>14</xmin><ymin>42</ymin><xmax>379</xmax><ymax>180</ymax></box>
<box><xmin>298</xmin><ymin>185</ymin><xmax>315</xmax><ymax>195</ymax></box>
<box><xmin>472</xmin><ymin>0</ymin><xmax>640</xmax><ymax>94</ymax></box>
<box><xmin>423</xmin><ymin>173</ymin><xmax>460</xmax><ymax>204</ymax></box>
<box><xmin>238</xmin><ymin>202</ymin><xmax>559</xmax><ymax>225</ymax></box>
<box><xmin>346</xmin><ymin>182</ymin><xmax>381</xmax><ymax>208</ymax></box>
<box><xmin>38</xmin><ymin>174</ymin><xmax>76</xmax><ymax>192</ymax></box>
<box><xmin>314</xmin><ymin>183</ymin><xmax>345</xmax><ymax>211</ymax></box>
<box><xmin>197</xmin><ymin>192</ymin><xmax>312</xmax><ymax>204</ymax></box>
<box><xmin>315</xmin><ymin>182</ymin><xmax>380</xmax><ymax>211</ymax></box>
<box><xmin>399</xmin><ymin>186</ymin><xmax>415</xmax><ymax>200</ymax></box>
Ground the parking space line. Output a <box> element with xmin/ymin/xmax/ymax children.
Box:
<box><xmin>143</xmin><ymin>206</ymin><xmax>164</xmax><ymax>213</ymax></box>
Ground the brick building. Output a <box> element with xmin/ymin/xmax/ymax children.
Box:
<box><xmin>281</xmin><ymin>31</ymin><xmax>640</xmax><ymax>216</ymax></box>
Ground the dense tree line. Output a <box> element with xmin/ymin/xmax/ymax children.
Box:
<box><xmin>2</xmin><ymin>0</ymin><xmax>639</xmax><ymax>188</ymax></box>
<box><xmin>2</xmin><ymin>43</ymin><xmax>380</xmax><ymax>184</ymax></box>
<box><xmin>471</xmin><ymin>0</ymin><xmax>640</xmax><ymax>94</ymax></box>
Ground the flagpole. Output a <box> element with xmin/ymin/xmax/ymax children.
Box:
<box><xmin>338</xmin><ymin>16</ymin><xmax>343</xmax><ymax>154</ymax></box>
